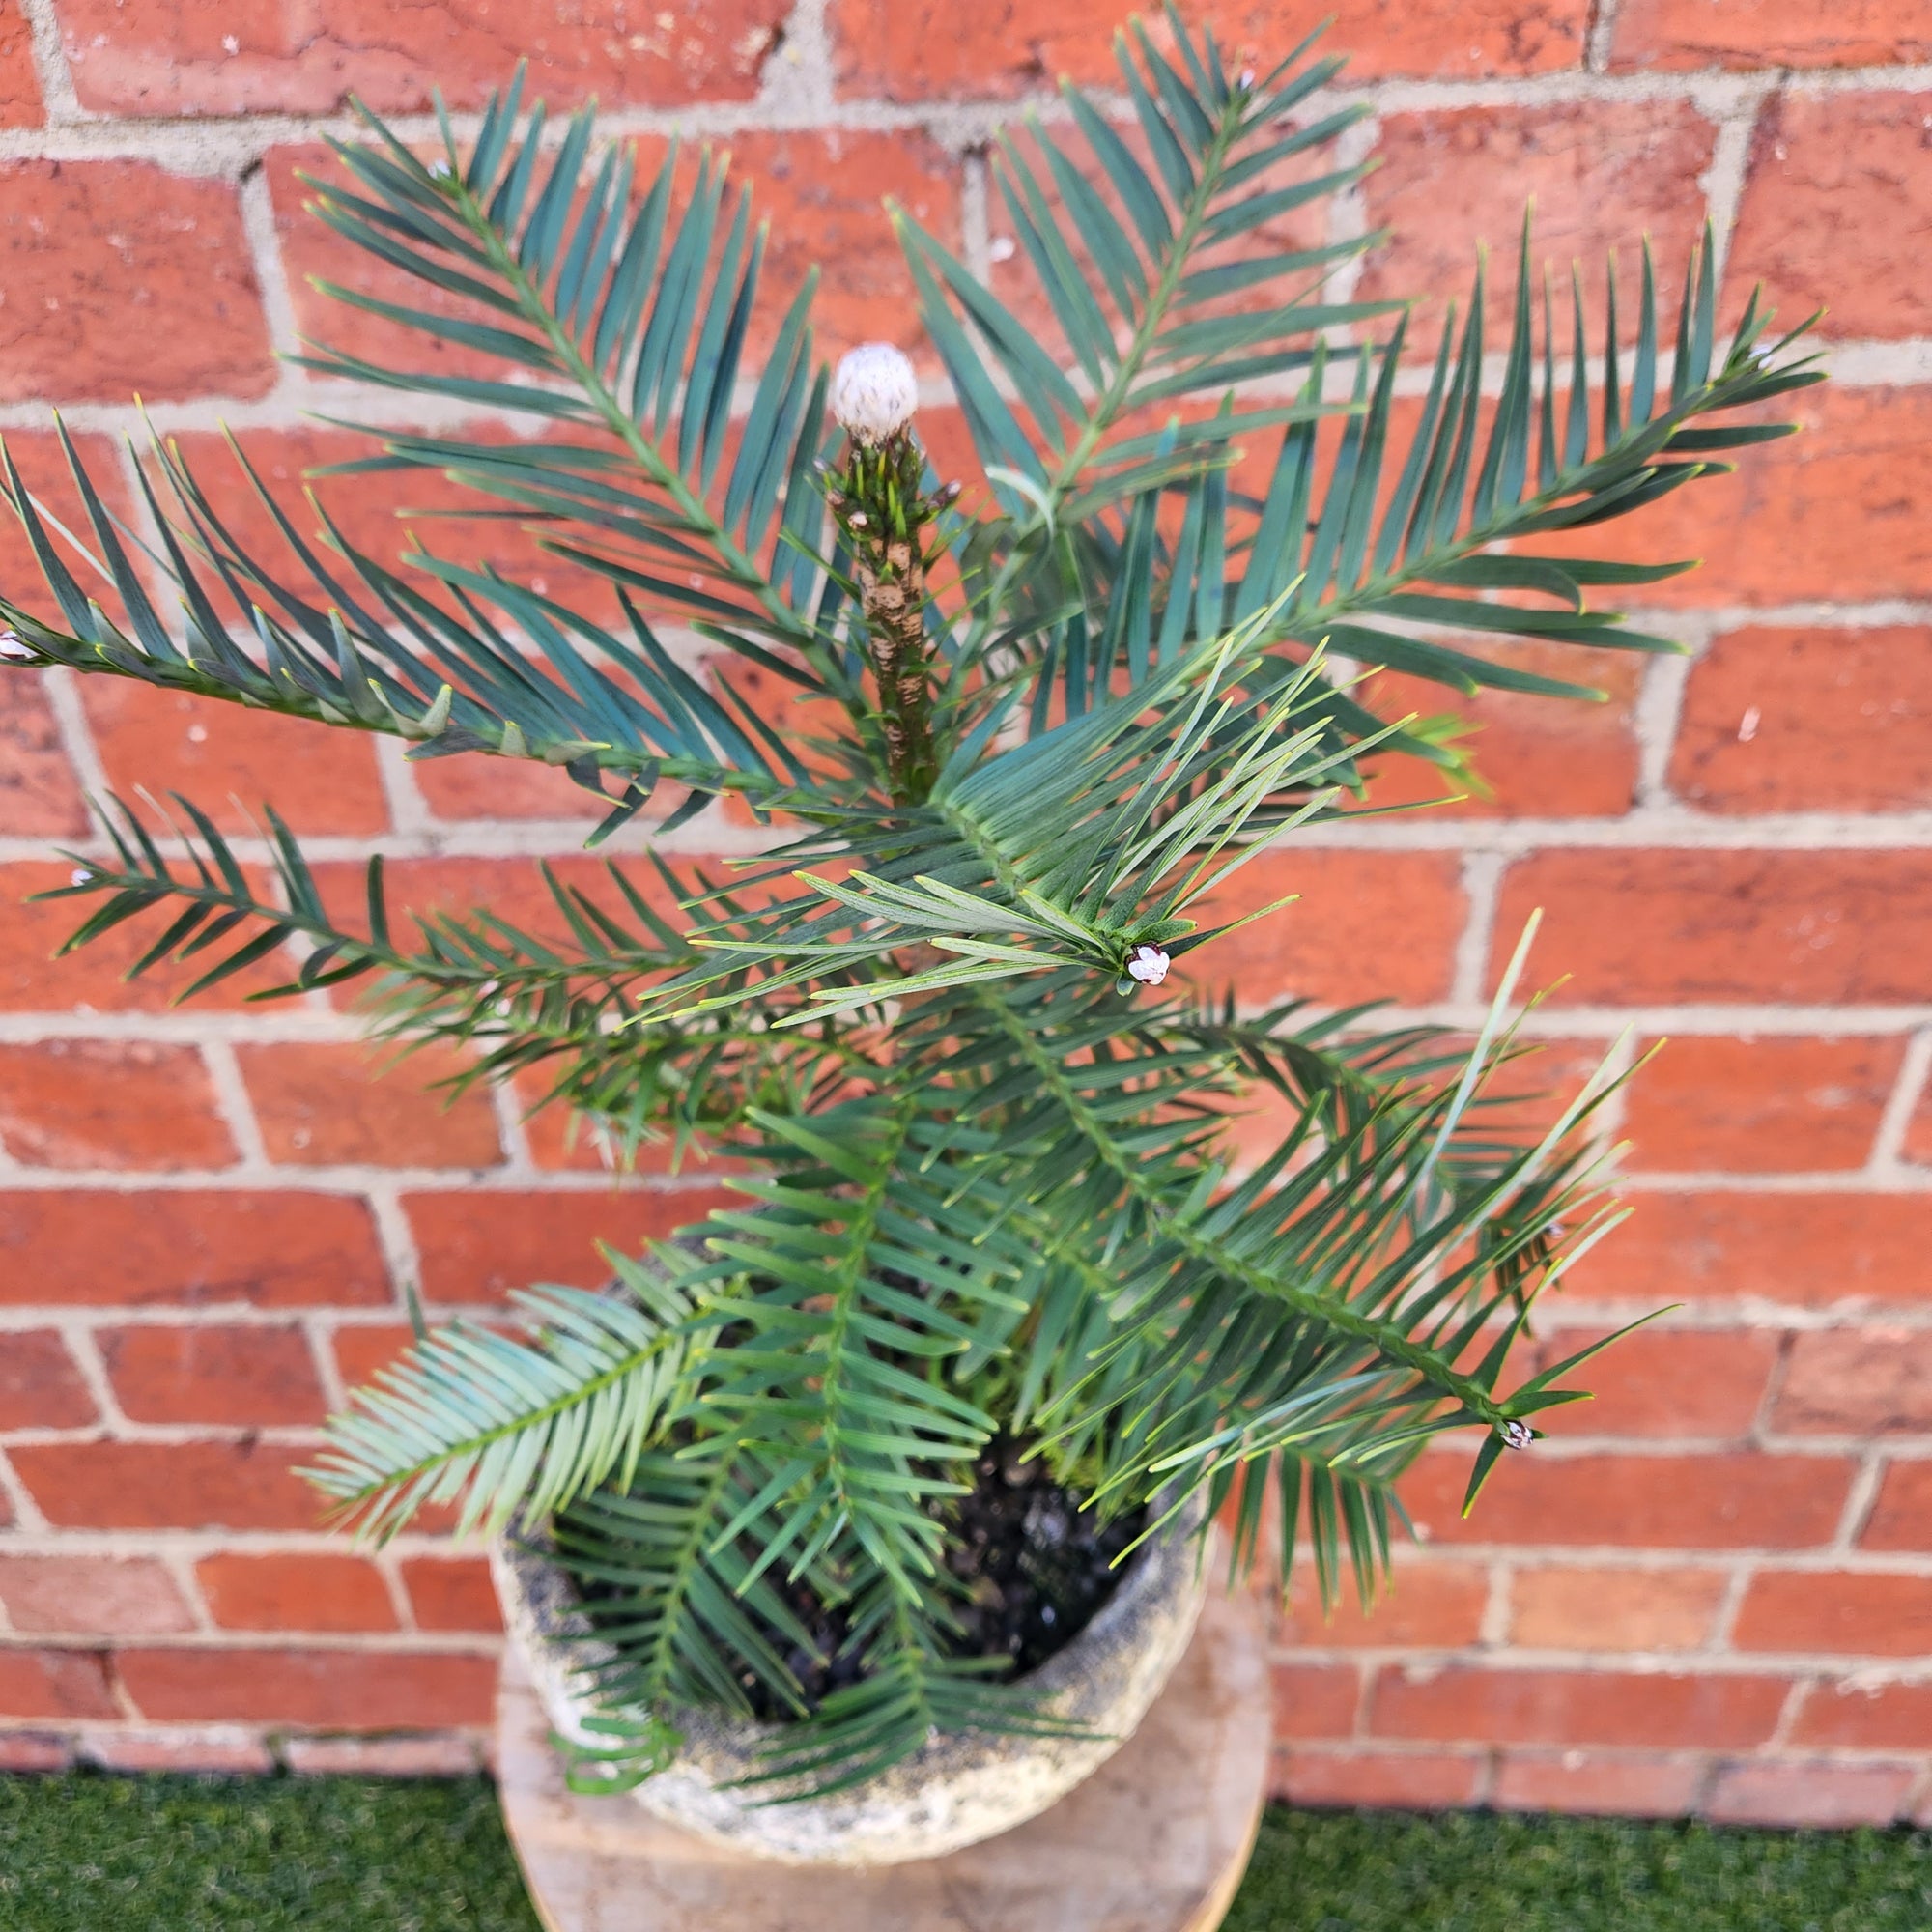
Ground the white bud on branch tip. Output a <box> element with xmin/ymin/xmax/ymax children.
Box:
<box><xmin>1126</xmin><ymin>944</ymin><xmax>1171</xmax><ymax>987</ymax></box>
<box><xmin>0</xmin><ymin>629</ymin><xmax>32</xmax><ymax>660</ymax></box>
<box><xmin>1498</xmin><ymin>1419</ymin><xmax>1534</xmax><ymax>1450</ymax></box>
<box><xmin>831</xmin><ymin>343</ymin><xmax>918</xmax><ymax>444</ymax></box>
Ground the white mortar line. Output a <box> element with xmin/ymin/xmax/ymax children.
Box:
<box><xmin>0</xmin><ymin>1448</ymin><xmax>46</xmax><ymax>1531</ymax></box>
<box><xmin>361</xmin><ymin>1182</ymin><xmax>425</xmax><ymax>1311</ymax></box>
<box><xmin>1871</xmin><ymin>1028</ymin><xmax>1932</xmax><ymax>1174</ymax></box>
<box><xmin>196</xmin><ymin>1038</ymin><xmax>272</xmax><ymax>1169</ymax></box>
<box><xmin>1583</xmin><ymin>0</ymin><xmax>1623</xmax><ymax>74</ymax></box>
<box><xmin>1448</xmin><ymin>848</ymin><xmax>1505</xmax><ymax>1007</ymax></box>
<box><xmin>1631</xmin><ymin>626</ymin><xmax>1702</xmax><ymax>810</ymax></box>
<box><xmin>52</xmin><ymin>1321</ymin><xmax>128</xmax><ymax>1434</ymax></box>
<box><xmin>1836</xmin><ymin>1452</ymin><xmax>1891</xmax><ymax>1551</ymax></box>
<box><xmin>1694</xmin><ymin>79</ymin><xmax>1773</xmax><ymax>281</ymax></box>
<box><xmin>14</xmin><ymin>0</ymin><xmax>82</xmax><ymax>124</ymax></box>
<box><xmin>37</xmin><ymin>665</ymin><xmax>112</xmax><ymax>798</ymax></box>
<box><xmin>757</xmin><ymin>0</ymin><xmax>836</xmax><ymax>123</ymax></box>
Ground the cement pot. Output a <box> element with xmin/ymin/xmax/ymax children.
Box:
<box><xmin>492</xmin><ymin>1504</ymin><xmax>1210</xmax><ymax>1867</ymax></box>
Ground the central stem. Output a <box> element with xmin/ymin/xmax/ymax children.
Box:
<box><xmin>837</xmin><ymin>430</ymin><xmax>941</xmax><ymax>805</ymax></box>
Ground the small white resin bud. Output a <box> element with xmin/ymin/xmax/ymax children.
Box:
<box><xmin>0</xmin><ymin>629</ymin><xmax>31</xmax><ymax>661</ymax></box>
<box><xmin>1498</xmin><ymin>1419</ymin><xmax>1534</xmax><ymax>1450</ymax></box>
<box><xmin>1126</xmin><ymin>944</ymin><xmax>1171</xmax><ymax>987</ymax></box>
<box><xmin>830</xmin><ymin>343</ymin><xmax>919</xmax><ymax>444</ymax></box>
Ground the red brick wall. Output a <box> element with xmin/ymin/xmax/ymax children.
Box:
<box><xmin>1</xmin><ymin>0</ymin><xmax>1929</xmax><ymax>1824</ymax></box>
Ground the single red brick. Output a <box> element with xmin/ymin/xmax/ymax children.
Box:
<box><xmin>404</xmin><ymin>1185</ymin><xmax>733</xmax><ymax>1303</ymax></box>
<box><xmin>1776</xmin><ymin>1329</ymin><xmax>1932</xmax><ymax>1435</ymax></box>
<box><xmin>118</xmin><ymin>1645</ymin><xmax>495</xmax><ymax>1729</ymax></box>
<box><xmin>1178</xmin><ymin>851</ymin><xmax>1465</xmax><ymax>1008</ymax></box>
<box><xmin>1402</xmin><ymin>1450</ymin><xmax>1854</xmax><ymax>1549</ymax></box>
<box><xmin>85</xmin><ymin>1732</ymin><xmax>277</xmax><ymax>1776</ymax></box>
<box><xmin>1273</xmin><ymin>1562</ymin><xmax>1489</xmax><ymax>1651</ymax></box>
<box><xmin>1707</xmin><ymin>1760</ymin><xmax>1913</xmax><ymax>1829</ymax></box>
<box><xmin>0</xmin><ymin>162</ymin><xmax>270</xmax><ymax>403</ymax></box>
<box><xmin>328</xmin><ymin>1321</ymin><xmax>419</xmax><ymax>1390</ymax></box>
<box><xmin>1861</xmin><ymin>1461</ymin><xmax>1932</xmax><ymax>1550</ymax></box>
<box><xmin>238</xmin><ymin>1043</ymin><xmax>502</xmax><ymax>1170</ymax></box>
<box><xmin>1524</xmin><ymin>1326</ymin><xmax>1777</xmax><ymax>1440</ymax></box>
<box><xmin>0</xmin><ymin>676</ymin><xmax>87</xmax><ymax>838</ymax></box>
<box><xmin>0</xmin><ymin>1734</ymin><xmax>72</xmax><ymax>1771</ymax></box>
<box><xmin>316</xmin><ymin>854</ymin><xmax>686</xmax><ymax>963</ymax></box>
<box><xmin>1359</xmin><ymin>101</ymin><xmax>1715</xmax><ymax>330</ymax></box>
<box><xmin>0</xmin><ymin>1328</ymin><xmax>97</xmax><ymax>1430</ymax></box>
<box><xmin>1271</xmin><ymin>1747</ymin><xmax>1485</xmax><ymax>1809</ymax></box>
<box><xmin>728</xmin><ymin>129</ymin><xmax>962</xmax><ymax>365</ymax></box>
<box><xmin>1357</xmin><ymin>651</ymin><xmax>1641</xmax><ymax>820</ymax></box>
<box><xmin>1269</xmin><ymin>1662</ymin><xmax>1362</xmax><ymax>1738</ymax></box>
<box><xmin>1493</xmin><ymin>851</ymin><xmax>1932</xmax><ymax>1007</ymax></box>
<box><xmin>0</xmin><ymin>1555</ymin><xmax>196</xmax><ymax>1636</ymax></box>
<box><xmin>0</xmin><ymin>4</ymin><xmax>39</xmax><ymax>124</ymax></box>
<box><xmin>0</xmin><ymin>1648</ymin><xmax>116</xmax><ymax>1719</ymax></box>
<box><xmin>0</xmin><ymin>430</ymin><xmax>142</xmax><ymax>628</ymax></box>
<box><xmin>1734</xmin><ymin>1571</ymin><xmax>1932</xmax><ymax>1657</ymax></box>
<box><xmin>1572</xmin><ymin>1192</ymin><xmax>1932</xmax><ymax>1311</ymax></box>
<box><xmin>80</xmin><ymin>683</ymin><xmax>389</xmax><ymax>839</ymax></box>
<box><xmin>1674</xmin><ymin>627</ymin><xmax>1932</xmax><ymax>815</ymax></box>
<box><xmin>61</xmin><ymin>0</ymin><xmax>786</xmax><ymax>112</ymax></box>
<box><xmin>11</xmin><ymin>1440</ymin><xmax>321</xmax><ymax>1531</ymax></box>
<box><xmin>1371</xmin><ymin>1663</ymin><xmax>1789</xmax><ymax>1749</ymax></box>
<box><xmin>196</xmin><ymin>1553</ymin><xmax>398</xmax><ymax>1633</ymax></box>
<box><xmin>1578</xmin><ymin>386</ymin><xmax>1932</xmax><ymax>610</ymax></box>
<box><xmin>1621</xmin><ymin>1036</ymin><xmax>1900</xmax><ymax>1175</ymax></box>
<box><xmin>269</xmin><ymin>144</ymin><xmax>513</xmax><ymax>389</ymax></box>
<box><xmin>0</xmin><ymin>1040</ymin><xmax>237</xmax><ymax>1171</ymax></box>
<box><xmin>1492</xmin><ymin>1750</ymin><xmax>1706</xmax><ymax>1817</ymax></box>
<box><xmin>1508</xmin><ymin>1566</ymin><xmax>1729</xmax><ymax>1651</ymax></box>
<box><xmin>98</xmin><ymin>1324</ymin><xmax>327</xmax><ymax>1428</ymax></box>
<box><xmin>1791</xmin><ymin>1676</ymin><xmax>1932</xmax><ymax>1748</ymax></box>
<box><xmin>1905</xmin><ymin>1082</ymin><xmax>1932</xmax><ymax>1166</ymax></box>
<box><xmin>832</xmin><ymin>0</ymin><xmax>1587</xmax><ymax>98</ymax></box>
<box><xmin>283</xmin><ymin>1733</ymin><xmax>480</xmax><ymax>1776</ymax></box>
<box><xmin>1613</xmin><ymin>0</ymin><xmax>1932</xmax><ymax>69</ymax></box>
<box><xmin>1727</xmin><ymin>92</ymin><xmax>1932</xmax><ymax>342</ymax></box>
<box><xmin>0</xmin><ymin>1189</ymin><xmax>390</xmax><ymax>1309</ymax></box>
<box><xmin>0</xmin><ymin>861</ymin><xmax>293</xmax><ymax>1013</ymax></box>
<box><xmin>400</xmin><ymin>1555</ymin><xmax>502</xmax><ymax>1633</ymax></box>
<box><xmin>409</xmin><ymin>754</ymin><xmax>606</xmax><ymax>825</ymax></box>
<box><xmin>155</xmin><ymin>415</ymin><xmax>622</xmax><ymax>626</ymax></box>
<box><xmin>516</xmin><ymin>1088</ymin><xmax>693</xmax><ymax>1175</ymax></box>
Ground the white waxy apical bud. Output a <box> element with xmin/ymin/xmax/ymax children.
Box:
<box><xmin>830</xmin><ymin>343</ymin><xmax>919</xmax><ymax>444</ymax></box>
<box><xmin>0</xmin><ymin>629</ymin><xmax>32</xmax><ymax>661</ymax></box>
<box><xmin>1498</xmin><ymin>1419</ymin><xmax>1534</xmax><ymax>1450</ymax></box>
<box><xmin>1126</xmin><ymin>944</ymin><xmax>1171</xmax><ymax>987</ymax></box>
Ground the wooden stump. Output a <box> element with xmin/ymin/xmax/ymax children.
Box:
<box><xmin>496</xmin><ymin>1586</ymin><xmax>1272</xmax><ymax>1932</ymax></box>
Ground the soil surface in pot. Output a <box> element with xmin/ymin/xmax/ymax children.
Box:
<box><xmin>572</xmin><ymin>1435</ymin><xmax>1148</xmax><ymax>1718</ymax></box>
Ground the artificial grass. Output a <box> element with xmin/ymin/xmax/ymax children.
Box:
<box><xmin>0</xmin><ymin>1774</ymin><xmax>539</xmax><ymax>1932</ymax></box>
<box><xmin>1226</xmin><ymin>1807</ymin><xmax>1932</xmax><ymax>1932</ymax></box>
<box><xmin>2</xmin><ymin>1775</ymin><xmax>1929</xmax><ymax>1930</ymax></box>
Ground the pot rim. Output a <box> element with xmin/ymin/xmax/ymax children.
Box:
<box><xmin>498</xmin><ymin>1490</ymin><xmax>1208</xmax><ymax>1757</ymax></box>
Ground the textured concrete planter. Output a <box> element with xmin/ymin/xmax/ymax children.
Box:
<box><xmin>493</xmin><ymin>1506</ymin><xmax>1210</xmax><ymax>1867</ymax></box>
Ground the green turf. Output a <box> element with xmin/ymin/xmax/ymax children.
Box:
<box><xmin>0</xmin><ymin>1774</ymin><xmax>540</xmax><ymax>1932</ymax></box>
<box><xmin>3</xmin><ymin>1776</ymin><xmax>1930</xmax><ymax>1930</ymax></box>
<box><xmin>1225</xmin><ymin>1807</ymin><xmax>1932</xmax><ymax>1932</ymax></box>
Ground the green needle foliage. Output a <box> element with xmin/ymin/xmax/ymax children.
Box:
<box><xmin>1</xmin><ymin>8</ymin><xmax>1818</xmax><ymax>1802</ymax></box>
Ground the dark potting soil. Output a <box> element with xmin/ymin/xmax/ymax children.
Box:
<box><xmin>741</xmin><ymin>1435</ymin><xmax>1148</xmax><ymax>1715</ymax></box>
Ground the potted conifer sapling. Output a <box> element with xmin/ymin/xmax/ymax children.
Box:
<box><xmin>0</xmin><ymin>9</ymin><xmax>1819</xmax><ymax>1880</ymax></box>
